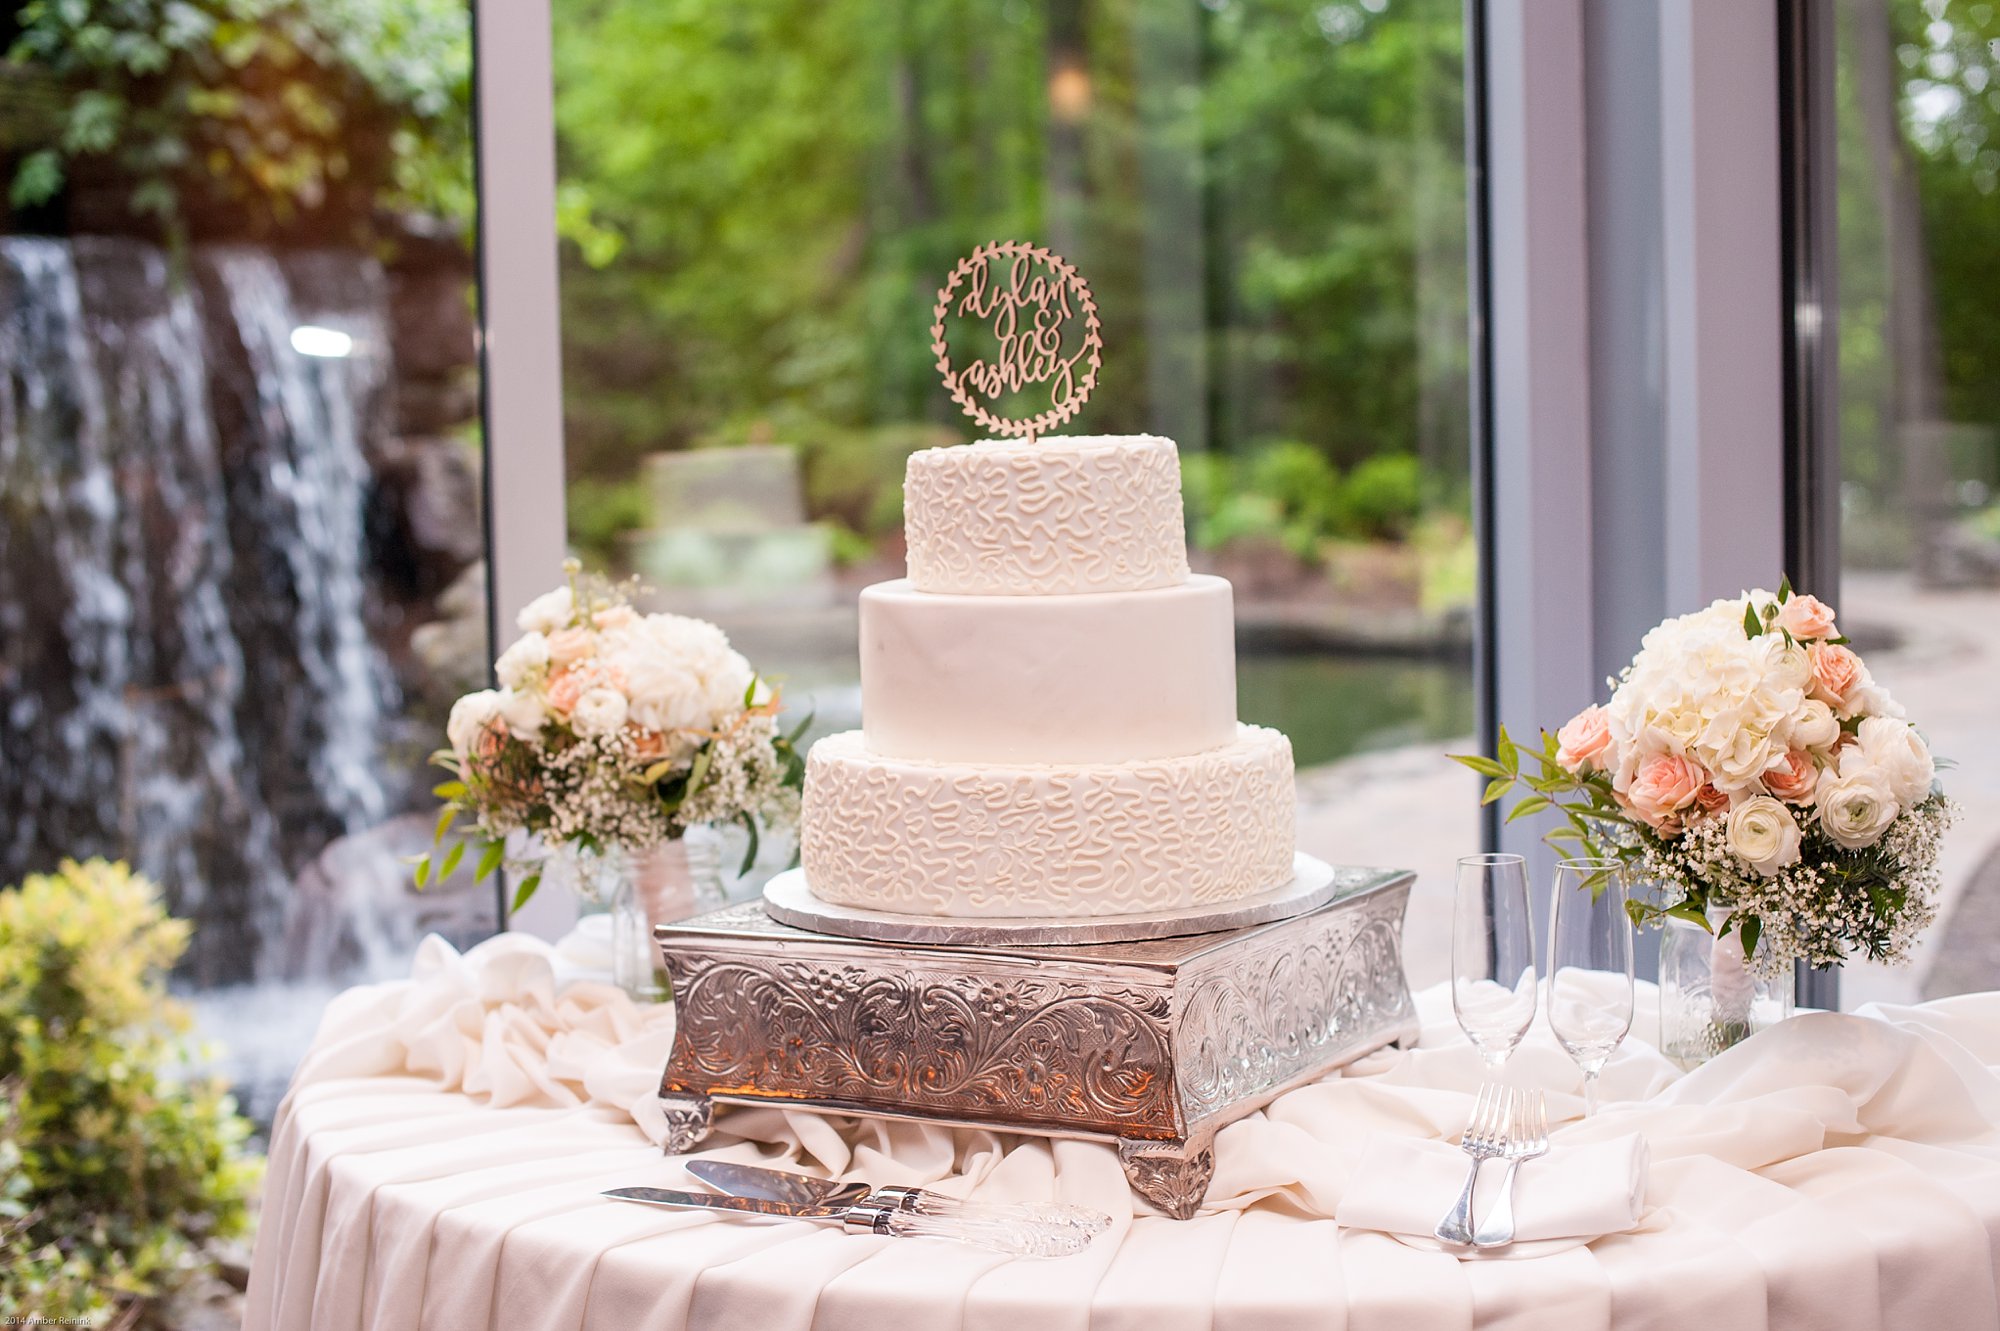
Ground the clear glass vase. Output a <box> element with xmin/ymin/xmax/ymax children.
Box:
<box><xmin>549</xmin><ymin>838</ymin><xmax>722</xmax><ymax>1002</ymax></box>
<box><xmin>1657</xmin><ymin>904</ymin><xmax>1794</xmax><ymax>1070</ymax></box>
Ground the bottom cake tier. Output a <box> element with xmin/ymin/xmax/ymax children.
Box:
<box><xmin>800</xmin><ymin>724</ymin><xmax>1297</xmax><ymax>918</ymax></box>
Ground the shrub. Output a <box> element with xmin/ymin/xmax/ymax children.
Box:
<box><xmin>1335</xmin><ymin>453</ymin><xmax>1424</xmax><ymax>540</ymax></box>
<box><xmin>0</xmin><ymin>861</ymin><xmax>259</xmax><ymax>1321</ymax></box>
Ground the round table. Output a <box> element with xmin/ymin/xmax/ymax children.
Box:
<box><xmin>244</xmin><ymin>932</ymin><xmax>2000</xmax><ymax>1331</ymax></box>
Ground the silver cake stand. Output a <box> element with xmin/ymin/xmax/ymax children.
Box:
<box><xmin>651</xmin><ymin>860</ymin><xmax>1419</xmax><ymax>1219</ymax></box>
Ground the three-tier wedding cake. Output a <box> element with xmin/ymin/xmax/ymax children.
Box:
<box><xmin>799</xmin><ymin>434</ymin><xmax>1298</xmax><ymax>919</ymax></box>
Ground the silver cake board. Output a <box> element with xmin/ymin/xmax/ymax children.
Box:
<box><xmin>761</xmin><ymin>851</ymin><xmax>1339</xmax><ymax>947</ymax></box>
<box><xmin>652</xmin><ymin>866</ymin><xmax>1419</xmax><ymax>1219</ymax></box>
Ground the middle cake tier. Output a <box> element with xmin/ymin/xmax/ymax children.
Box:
<box><xmin>860</xmin><ymin>574</ymin><xmax>1238</xmax><ymax>765</ymax></box>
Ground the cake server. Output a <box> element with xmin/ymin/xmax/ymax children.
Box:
<box><xmin>601</xmin><ymin>1187</ymin><xmax>1092</xmax><ymax>1258</ymax></box>
<box><xmin>687</xmin><ymin>1160</ymin><xmax>1113</xmax><ymax>1236</ymax></box>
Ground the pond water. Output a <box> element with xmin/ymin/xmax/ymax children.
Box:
<box><xmin>1236</xmin><ymin>651</ymin><xmax>1475</xmax><ymax>768</ymax></box>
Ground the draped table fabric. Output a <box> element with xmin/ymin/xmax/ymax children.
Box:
<box><xmin>245</xmin><ymin>932</ymin><xmax>2000</xmax><ymax>1331</ymax></box>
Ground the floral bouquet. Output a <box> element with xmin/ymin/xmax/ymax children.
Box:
<box><xmin>1459</xmin><ymin>582</ymin><xmax>1954</xmax><ymax>978</ymax></box>
<box><xmin>418</xmin><ymin>564</ymin><xmax>806</xmax><ymax>910</ymax></box>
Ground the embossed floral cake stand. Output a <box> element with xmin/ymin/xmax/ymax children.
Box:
<box><xmin>651</xmin><ymin>864</ymin><xmax>1419</xmax><ymax>1219</ymax></box>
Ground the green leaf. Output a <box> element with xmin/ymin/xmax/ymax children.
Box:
<box><xmin>433</xmin><ymin>804</ymin><xmax>457</xmax><ymax>846</ymax></box>
<box><xmin>9</xmin><ymin>149</ymin><xmax>64</xmax><ymax>209</ymax></box>
<box><xmin>744</xmin><ymin>676</ymin><xmax>760</xmax><ymax>708</ymax></box>
<box><xmin>1504</xmin><ymin>795</ymin><xmax>1552</xmax><ymax>823</ymax></box>
<box><xmin>1481</xmin><ymin>776</ymin><xmax>1514</xmax><ymax>806</ymax></box>
<box><xmin>1778</xmin><ymin>574</ymin><xmax>1793</xmax><ymax>603</ymax></box>
<box><xmin>737</xmin><ymin>811</ymin><xmax>761</xmax><ymax>876</ymax></box>
<box><xmin>432</xmin><ymin>780</ymin><xmax>468</xmax><ymax>800</ymax></box>
<box><xmin>642</xmin><ymin>759</ymin><xmax>678</xmax><ymax>785</ymax></box>
<box><xmin>783</xmin><ymin>707</ymin><xmax>817</xmax><ymax>745</ymax></box>
<box><xmin>1450</xmin><ymin>753</ymin><xmax>1507</xmax><ymax>778</ymax></box>
<box><xmin>1738</xmin><ymin>914</ymin><xmax>1762</xmax><ymax>961</ymax></box>
<box><xmin>1497</xmin><ymin>727</ymin><xmax>1518</xmax><ymax>769</ymax></box>
<box><xmin>1665</xmin><ymin>901</ymin><xmax>1713</xmax><ymax>931</ymax></box>
<box><xmin>510</xmin><ymin>873</ymin><xmax>543</xmax><ymax>914</ymax></box>
<box><xmin>684</xmin><ymin>746</ymin><xmax>713</xmax><ymax>799</ymax></box>
<box><xmin>1743</xmin><ymin>603</ymin><xmax>1763</xmax><ymax>638</ymax></box>
<box><xmin>413</xmin><ymin>854</ymin><xmax>432</xmax><ymax>889</ymax></box>
<box><xmin>439</xmin><ymin>838</ymin><xmax>466</xmax><ymax>880</ymax></box>
<box><xmin>475</xmin><ymin>839</ymin><xmax>506</xmax><ymax>881</ymax></box>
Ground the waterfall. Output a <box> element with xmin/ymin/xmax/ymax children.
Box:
<box><xmin>0</xmin><ymin>237</ymin><xmax>396</xmax><ymax>985</ymax></box>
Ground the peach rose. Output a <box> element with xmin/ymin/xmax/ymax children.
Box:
<box><xmin>1556</xmin><ymin>705</ymin><xmax>1614</xmax><ymax>773</ymax></box>
<box><xmin>1763</xmin><ymin>749</ymin><xmax>1819</xmax><ymax>803</ymax></box>
<box><xmin>545</xmin><ymin>665</ymin><xmax>589</xmax><ymax>715</ymax></box>
<box><xmin>546</xmin><ymin>626</ymin><xmax>595</xmax><ymax>669</ymax></box>
<box><xmin>594</xmin><ymin>604</ymin><xmax>637</xmax><ymax>631</ymax></box>
<box><xmin>1808</xmin><ymin>641</ymin><xmax>1862</xmax><ymax>707</ymax></box>
<box><xmin>1695</xmin><ymin>783</ymin><xmax>1730</xmax><ymax>816</ymax></box>
<box><xmin>1626</xmin><ymin>754</ymin><xmax>1710</xmax><ymax>832</ymax></box>
<box><xmin>1776</xmin><ymin>593</ymin><xmax>1837</xmax><ymax>641</ymax></box>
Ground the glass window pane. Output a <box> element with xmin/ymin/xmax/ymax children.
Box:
<box><xmin>551</xmin><ymin>0</ymin><xmax>1475</xmax><ymax>987</ymax></box>
<box><xmin>1832</xmin><ymin>0</ymin><xmax>2000</xmax><ymax>1005</ymax></box>
<box><xmin>0</xmin><ymin>3</ymin><xmax>491</xmax><ymax>1117</ymax></box>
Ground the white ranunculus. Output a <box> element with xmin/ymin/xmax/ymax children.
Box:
<box><xmin>570</xmin><ymin>685</ymin><xmax>629</xmax><ymax>738</ymax></box>
<box><xmin>516</xmin><ymin>586</ymin><xmax>574</xmax><ymax>635</ymax></box>
<box><xmin>1855</xmin><ymin>715</ymin><xmax>1935</xmax><ymax>808</ymax></box>
<box><xmin>1792</xmin><ymin>698</ymin><xmax>1839</xmax><ymax>751</ymax></box>
<box><xmin>495</xmin><ymin>631</ymin><xmax>550</xmax><ymax>690</ymax></box>
<box><xmin>497</xmin><ymin>686</ymin><xmax>548</xmax><ymax>739</ymax></box>
<box><xmin>447</xmin><ymin>689</ymin><xmax>504</xmax><ymax>758</ymax></box>
<box><xmin>1816</xmin><ymin>758</ymin><xmax>1900</xmax><ymax>850</ymax></box>
<box><xmin>1726</xmin><ymin>795</ymin><xmax>1802</xmax><ymax>877</ymax></box>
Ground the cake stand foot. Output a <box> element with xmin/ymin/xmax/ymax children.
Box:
<box><xmin>657</xmin><ymin>1091</ymin><xmax>715</xmax><ymax>1154</ymax></box>
<box><xmin>1118</xmin><ymin>1136</ymin><xmax>1215</xmax><ymax>1220</ymax></box>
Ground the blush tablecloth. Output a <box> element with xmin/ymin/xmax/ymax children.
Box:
<box><xmin>244</xmin><ymin>932</ymin><xmax>2000</xmax><ymax>1331</ymax></box>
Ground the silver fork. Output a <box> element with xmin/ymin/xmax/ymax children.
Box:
<box><xmin>1472</xmin><ymin>1089</ymin><xmax>1550</xmax><ymax>1249</ymax></box>
<box><xmin>1434</xmin><ymin>1082</ymin><xmax>1512</xmax><ymax>1246</ymax></box>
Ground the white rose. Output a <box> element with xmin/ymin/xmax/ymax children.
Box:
<box><xmin>1792</xmin><ymin>698</ymin><xmax>1839</xmax><ymax>751</ymax></box>
<box><xmin>495</xmin><ymin>632</ymin><xmax>550</xmax><ymax>690</ymax></box>
<box><xmin>570</xmin><ymin>686</ymin><xmax>629</xmax><ymax>738</ymax></box>
<box><xmin>618</xmin><ymin>650</ymin><xmax>710</xmax><ymax>733</ymax></box>
<box><xmin>1816</xmin><ymin>758</ymin><xmax>1900</xmax><ymax>850</ymax></box>
<box><xmin>516</xmin><ymin>586</ymin><xmax>574</xmax><ymax>635</ymax></box>
<box><xmin>1855</xmin><ymin>716</ymin><xmax>1934</xmax><ymax>808</ymax></box>
<box><xmin>447</xmin><ymin>689</ymin><xmax>504</xmax><ymax>759</ymax></box>
<box><xmin>1726</xmin><ymin>795</ymin><xmax>1802</xmax><ymax>877</ymax></box>
<box><xmin>497</xmin><ymin>687</ymin><xmax>547</xmax><ymax>739</ymax></box>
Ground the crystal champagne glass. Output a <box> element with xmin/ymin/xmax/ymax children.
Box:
<box><xmin>1451</xmin><ymin>853</ymin><xmax>1538</xmax><ymax>1073</ymax></box>
<box><xmin>1545</xmin><ymin>857</ymin><xmax>1635</xmax><ymax>1116</ymax></box>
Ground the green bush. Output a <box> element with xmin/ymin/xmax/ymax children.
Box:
<box><xmin>0</xmin><ymin>861</ymin><xmax>259</xmax><ymax>1322</ymax></box>
<box><xmin>1335</xmin><ymin>453</ymin><xmax>1425</xmax><ymax>540</ymax></box>
<box><xmin>566</xmin><ymin>475</ymin><xmax>654</xmax><ymax>570</ymax></box>
<box><xmin>6</xmin><ymin>0</ymin><xmax>472</xmax><ymax>241</ymax></box>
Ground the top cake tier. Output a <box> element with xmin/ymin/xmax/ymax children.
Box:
<box><xmin>903</xmin><ymin>435</ymin><xmax>1190</xmax><ymax>595</ymax></box>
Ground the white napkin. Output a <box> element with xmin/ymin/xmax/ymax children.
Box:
<box><xmin>1337</xmin><ymin>1131</ymin><xmax>1650</xmax><ymax>1257</ymax></box>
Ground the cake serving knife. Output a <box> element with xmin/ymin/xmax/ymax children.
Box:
<box><xmin>686</xmin><ymin>1160</ymin><xmax>1112</xmax><ymax>1235</ymax></box>
<box><xmin>600</xmin><ymin>1186</ymin><xmax>1092</xmax><ymax>1258</ymax></box>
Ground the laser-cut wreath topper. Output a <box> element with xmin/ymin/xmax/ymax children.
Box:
<box><xmin>931</xmin><ymin>241</ymin><xmax>1102</xmax><ymax>443</ymax></box>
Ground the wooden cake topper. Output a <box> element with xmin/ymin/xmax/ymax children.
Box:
<box><xmin>931</xmin><ymin>241</ymin><xmax>1102</xmax><ymax>443</ymax></box>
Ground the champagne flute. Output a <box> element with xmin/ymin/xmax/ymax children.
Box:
<box><xmin>1545</xmin><ymin>858</ymin><xmax>1635</xmax><ymax>1116</ymax></box>
<box><xmin>1451</xmin><ymin>853</ymin><xmax>1538</xmax><ymax>1074</ymax></box>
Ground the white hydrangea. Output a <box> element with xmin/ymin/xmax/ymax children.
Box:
<box><xmin>1855</xmin><ymin>716</ymin><xmax>1935</xmax><ymax>808</ymax></box>
<box><xmin>1604</xmin><ymin>593</ymin><xmax>1809</xmax><ymax>796</ymax></box>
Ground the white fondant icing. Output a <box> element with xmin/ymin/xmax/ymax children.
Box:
<box><xmin>800</xmin><ymin>725</ymin><xmax>1297</xmax><ymax>918</ymax></box>
<box><xmin>859</xmin><ymin>575</ymin><xmax>1238</xmax><ymax>765</ymax></box>
<box><xmin>903</xmin><ymin>435</ymin><xmax>1190</xmax><ymax>595</ymax></box>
